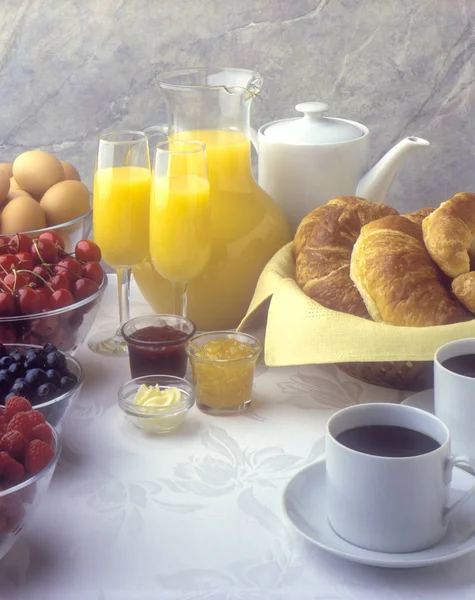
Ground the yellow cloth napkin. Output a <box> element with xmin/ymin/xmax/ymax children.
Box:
<box><xmin>238</xmin><ymin>243</ymin><xmax>475</xmax><ymax>366</ymax></box>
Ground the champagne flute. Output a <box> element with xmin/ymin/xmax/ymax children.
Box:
<box><xmin>88</xmin><ymin>130</ymin><xmax>151</xmax><ymax>355</ymax></box>
<box><xmin>150</xmin><ymin>140</ymin><xmax>210</xmax><ymax>317</ymax></box>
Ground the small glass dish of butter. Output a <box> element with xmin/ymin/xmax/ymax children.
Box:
<box><xmin>117</xmin><ymin>375</ymin><xmax>194</xmax><ymax>434</ymax></box>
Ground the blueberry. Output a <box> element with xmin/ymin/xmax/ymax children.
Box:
<box><xmin>0</xmin><ymin>369</ymin><xmax>11</xmax><ymax>383</ymax></box>
<box><xmin>9</xmin><ymin>379</ymin><xmax>31</xmax><ymax>398</ymax></box>
<box><xmin>0</xmin><ymin>345</ymin><xmax>6</xmax><ymax>359</ymax></box>
<box><xmin>24</xmin><ymin>350</ymin><xmax>46</xmax><ymax>370</ymax></box>
<box><xmin>0</xmin><ymin>372</ymin><xmax>10</xmax><ymax>398</ymax></box>
<box><xmin>8</xmin><ymin>350</ymin><xmax>22</xmax><ymax>363</ymax></box>
<box><xmin>43</xmin><ymin>343</ymin><xmax>57</xmax><ymax>355</ymax></box>
<box><xmin>8</xmin><ymin>362</ymin><xmax>25</xmax><ymax>379</ymax></box>
<box><xmin>25</xmin><ymin>368</ymin><xmax>47</xmax><ymax>387</ymax></box>
<box><xmin>35</xmin><ymin>383</ymin><xmax>57</xmax><ymax>403</ymax></box>
<box><xmin>46</xmin><ymin>351</ymin><xmax>67</xmax><ymax>373</ymax></box>
<box><xmin>60</xmin><ymin>374</ymin><xmax>78</xmax><ymax>392</ymax></box>
<box><xmin>45</xmin><ymin>369</ymin><xmax>61</xmax><ymax>387</ymax></box>
<box><xmin>0</xmin><ymin>356</ymin><xmax>14</xmax><ymax>369</ymax></box>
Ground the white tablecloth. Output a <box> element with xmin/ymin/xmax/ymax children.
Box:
<box><xmin>1</xmin><ymin>277</ymin><xmax>474</xmax><ymax>599</ymax></box>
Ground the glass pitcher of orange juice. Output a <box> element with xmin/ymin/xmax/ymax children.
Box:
<box><xmin>133</xmin><ymin>68</ymin><xmax>291</xmax><ymax>330</ymax></box>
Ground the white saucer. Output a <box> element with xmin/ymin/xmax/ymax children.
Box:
<box><xmin>402</xmin><ymin>388</ymin><xmax>435</xmax><ymax>414</ymax></box>
<box><xmin>283</xmin><ymin>458</ymin><xmax>475</xmax><ymax>568</ymax></box>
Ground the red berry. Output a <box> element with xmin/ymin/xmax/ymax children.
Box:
<box><xmin>25</xmin><ymin>440</ymin><xmax>54</xmax><ymax>475</ymax></box>
<box><xmin>72</xmin><ymin>278</ymin><xmax>99</xmax><ymax>302</ymax></box>
<box><xmin>15</xmin><ymin>252</ymin><xmax>34</xmax><ymax>271</ymax></box>
<box><xmin>82</xmin><ymin>261</ymin><xmax>104</xmax><ymax>284</ymax></box>
<box><xmin>0</xmin><ymin>415</ymin><xmax>7</xmax><ymax>437</ymax></box>
<box><xmin>48</xmin><ymin>273</ymin><xmax>71</xmax><ymax>292</ymax></box>
<box><xmin>0</xmin><ymin>238</ymin><xmax>11</xmax><ymax>255</ymax></box>
<box><xmin>31</xmin><ymin>238</ymin><xmax>58</xmax><ymax>264</ymax></box>
<box><xmin>39</xmin><ymin>231</ymin><xmax>66</xmax><ymax>251</ymax></box>
<box><xmin>7</xmin><ymin>412</ymin><xmax>34</xmax><ymax>440</ymax></box>
<box><xmin>0</xmin><ymin>431</ymin><xmax>28</xmax><ymax>460</ymax></box>
<box><xmin>5</xmin><ymin>397</ymin><xmax>32</xmax><ymax>422</ymax></box>
<box><xmin>31</xmin><ymin>312</ymin><xmax>60</xmax><ymax>337</ymax></box>
<box><xmin>0</xmin><ymin>292</ymin><xmax>15</xmax><ymax>317</ymax></box>
<box><xmin>49</xmin><ymin>288</ymin><xmax>75</xmax><ymax>310</ymax></box>
<box><xmin>25</xmin><ymin>410</ymin><xmax>45</xmax><ymax>428</ymax></box>
<box><xmin>0</xmin><ymin>324</ymin><xmax>16</xmax><ymax>344</ymax></box>
<box><xmin>54</xmin><ymin>259</ymin><xmax>82</xmax><ymax>280</ymax></box>
<box><xmin>0</xmin><ymin>452</ymin><xmax>25</xmax><ymax>485</ymax></box>
<box><xmin>33</xmin><ymin>265</ymin><xmax>52</xmax><ymax>280</ymax></box>
<box><xmin>75</xmin><ymin>239</ymin><xmax>101</xmax><ymax>263</ymax></box>
<box><xmin>3</xmin><ymin>271</ymin><xmax>30</xmax><ymax>291</ymax></box>
<box><xmin>8</xmin><ymin>234</ymin><xmax>33</xmax><ymax>254</ymax></box>
<box><xmin>31</xmin><ymin>423</ymin><xmax>53</xmax><ymax>446</ymax></box>
<box><xmin>17</xmin><ymin>287</ymin><xmax>49</xmax><ymax>315</ymax></box>
<box><xmin>0</xmin><ymin>254</ymin><xmax>19</xmax><ymax>272</ymax></box>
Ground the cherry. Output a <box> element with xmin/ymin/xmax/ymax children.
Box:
<box><xmin>69</xmin><ymin>309</ymin><xmax>84</xmax><ymax>330</ymax></box>
<box><xmin>17</xmin><ymin>287</ymin><xmax>49</xmax><ymax>315</ymax></box>
<box><xmin>54</xmin><ymin>259</ymin><xmax>82</xmax><ymax>280</ymax></box>
<box><xmin>3</xmin><ymin>271</ymin><xmax>30</xmax><ymax>291</ymax></box>
<box><xmin>31</xmin><ymin>238</ymin><xmax>58</xmax><ymax>264</ymax></box>
<box><xmin>16</xmin><ymin>252</ymin><xmax>34</xmax><ymax>271</ymax></box>
<box><xmin>0</xmin><ymin>323</ymin><xmax>17</xmax><ymax>344</ymax></box>
<box><xmin>0</xmin><ymin>238</ymin><xmax>11</xmax><ymax>255</ymax></box>
<box><xmin>49</xmin><ymin>273</ymin><xmax>71</xmax><ymax>292</ymax></box>
<box><xmin>33</xmin><ymin>265</ymin><xmax>52</xmax><ymax>280</ymax></box>
<box><xmin>39</xmin><ymin>231</ymin><xmax>66</xmax><ymax>251</ymax></box>
<box><xmin>82</xmin><ymin>261</ymin><xmax>104</xmax><ymax>285</ymax></box>
<box><xmin>72</xmin><ymin>278</ymin><xmax>99</xmax><ymax>302</ymax></box>
<box><xmin>0</xmin><ymin>254</ymin><xmax>19</xmax><ymax>272</ymax></box>
<box><xmin>31</xmin><ymin>312</ymin><xmax>60</xmax><ymax>337</ymax></box>
<box><xmin>0</xmin><ymin>292</ymin><xmax>16</xmax><ymax>317</ymax></box>
<box><xmin>49</xmin><ymin>289</ymin><xmax>75</xmax><ymax>310</ymax></box>
<box><xmin>75</xmin><ymin>239</ymin><xmax>101</xmax><ymax>263</ymax></box>
<box><xmin>9</xmin><ymin>233</ymin><xmax>33</xmax><ymax>254</ymax></box>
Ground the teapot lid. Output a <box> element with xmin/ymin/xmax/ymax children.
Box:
<box><xmin>263</xmin><ymin>102</ymin><xmax>364</xmax><ymax>145</ymax></box>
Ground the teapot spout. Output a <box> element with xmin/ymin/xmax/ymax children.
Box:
<box><xmin>356</xmin><ymin>136</ymin><xmax>430</xmax><ymax>203</ymax></box>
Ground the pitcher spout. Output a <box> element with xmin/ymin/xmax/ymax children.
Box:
<box><xmin>356</xmin><ymin>136</ymin><xmax>430</xmax><ymax>204</ymax></box>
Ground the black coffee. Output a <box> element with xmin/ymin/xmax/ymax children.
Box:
<box><xmin>336</xmin><ymin>425</ymin><xmax>440</xmax><ymax>457</ymax></box>
<box><xmin>442</xmin><ymin>354</ymin><xmax>475</xmax><ymax>378</ymax></box>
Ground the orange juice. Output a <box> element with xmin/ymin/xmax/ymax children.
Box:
<box><xmin>150</xmin><ymin>175</ymin><xmax>210</xmax><ymax>282</ymax></box>
<box><xmin>93</xmin><ymin>166</ymin><xmax>151</xmax><ymax>268</ymax></box>
<box><xmin>133</xmin><ymin>130</ymin><xmax>291</xmax><ymax>330</ymax></box>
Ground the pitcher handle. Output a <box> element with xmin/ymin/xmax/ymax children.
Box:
<box><xmin>443</xmin><ymin>456</ymin><xmax>475</xmax><ymax>523</ymax></box>
<box><xmin>250</xmin><ymin>127</ymin><xmax>259</xmax><ymax>153</ymax></box>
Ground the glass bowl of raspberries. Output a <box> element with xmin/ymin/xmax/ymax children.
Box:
<box><xmin>0</xmin><ymin>343</ymin><xmax>84</xmax><ymax>430</ymax></box>
<box><xmin>0</xmin><ymin>232</ymin><xmax>107</xmax><ymax>354</ymax></box>
<box><xmin>0</xmin><ymin>395</ymin><xmax>60</xmax><ymax>561</ymax></box>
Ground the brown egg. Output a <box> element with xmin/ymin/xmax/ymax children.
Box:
<box><xmin>6</xmin><ymin>188</ymin><xmax>33</xmax><ymax>202</ymax></box>
<box><xmin>60</xmin><ymin>161</ymin><xmax>81</xmax><ymax>181</ymax></box>
<box><xmin>0</xmin><ymin>170</ymin><xmax>9</xmax><ymax>205</ymax></box>
<box><xmin>40</xmin><ymin>180</ymin><xmax>90</xmax><ymax>226</ymax></box>
<box><xmin>13</xmin><ymin>150</ymin><xmax>64</xmax><ymax>198</ymax></box>
<box><xmin>0</xmin><ymin>164</ymin><xmax>13</xmax><ymax>178</ymax></box>
<box><xmin>1</xmin><ymin>196</ymin><xmax>46</xmax><ymax>234</ymax></box>
<box><xmin>9</xmin><ymin>177</ymin><xmax>21</xmax><ymax>190</ymax></box>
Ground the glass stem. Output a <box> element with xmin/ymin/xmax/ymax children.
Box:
<box><xmin>116</xmin><ymin>267</ymin><xmax>131</xmax><ymax>334</ymax></box>
<box><xmin>172</xmin><ymin>280</ymin><xmax>188</xmax><ymax>317</ymax></box>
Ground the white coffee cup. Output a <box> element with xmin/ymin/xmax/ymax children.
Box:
<box><xmin>326</xmin><ymin>402</ymin><xmax>475</xmax><ymax>553</ymax></box>
<box><xmin>434</xmin><ymin>338</ymin><xmax>475</xmax><ymax>463</ymax></box>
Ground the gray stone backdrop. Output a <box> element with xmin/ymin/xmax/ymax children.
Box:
<box><xmin>1</xmin><ymin>0</ymin><xmax>474</xmax><ymax>213</ymax></box>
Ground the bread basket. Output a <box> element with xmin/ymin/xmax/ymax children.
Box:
<box><xmin>238</xmin><ymin>243</ymin><xmax>475</xmax><ymax>392</ymax></box>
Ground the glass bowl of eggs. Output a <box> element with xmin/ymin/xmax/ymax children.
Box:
<box><xmin>0</xmin><ymin>151</ymin><xmax>91</xmax><ymax>252</ymax></box>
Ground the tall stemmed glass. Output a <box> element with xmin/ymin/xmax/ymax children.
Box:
<box><xmin>88</xmin><ymin>130</ymin><xmax>151</xmax><ymax>356</ymax></box>
<box><xmin>150</xmin><ymin>141</ymin><xmax>210</xmax><ymax>317</ymax></box>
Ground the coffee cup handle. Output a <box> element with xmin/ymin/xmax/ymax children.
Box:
<box><xmin>443</xmin><ymin>456</ymin><xmax>475</xmax><ymax>522</ymax></box>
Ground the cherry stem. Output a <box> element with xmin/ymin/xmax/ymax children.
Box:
<box><xmin>43</xmin><ymin>263</ymin><xmax>81</xmax><ymax>280</ymax></box>
<box><xmin>15</xmin><ymin>269</ymin><xmax>54</xmax><ymax>293</ymax></box>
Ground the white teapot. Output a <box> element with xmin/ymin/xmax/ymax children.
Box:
<box><xmin>256</xmin><ymin>102</ymin><xmax>429</xmax><ymax>232</ymax></box>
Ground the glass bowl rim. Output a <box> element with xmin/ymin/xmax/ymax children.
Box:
<box><xmin>186</xmin><ymin>330</ymin><xmax>262</xmax><ymax>363</ymax></box>
<box><xmin>121</xmin><ymin>314</ymin><xmax>196</xmax><ymax>347</ymax></box>
<box><xmin>0</xmin><ymin>343</ymin><xmax>84</xmax><ymax>410</ymax></box>
<box><xmin>0</xmin><ymin>274</ymin><xmax>107</xmax><ymax>321</ymax></box>
<box><xmin>3</xmin><ymin>209</ymin><xmax>93</xmax><ymax>238</ymax></box>
<box><xmin>117</xmin><ymin>374</ymin><xmax>195</xmax><ymax>417</ymax></box>
<box><xmin>0</xmin><ymin>425</ymin><xmax>61</xmax><ymax>497</ymax></box>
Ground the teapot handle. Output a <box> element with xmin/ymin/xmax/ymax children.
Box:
<box><xmin>250</xmin><ymin>128</ymin><xmax>259</xmax><ymax>153</ymax></box>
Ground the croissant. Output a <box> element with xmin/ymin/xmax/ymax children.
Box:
<box><xmin>293</xmin><ymin>196</ymin><xmax>398</xmax><ymax>317</ymax></box>
<box><xmin>350</xmin><ymin>215</ymin><xmax>468</xmax><ymax>326</ymax></box>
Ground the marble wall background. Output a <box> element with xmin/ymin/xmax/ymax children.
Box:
<box><xmin>1</xmin><ymin>0</ymin><xmax>474</xmax><ymax>214</ymax></box>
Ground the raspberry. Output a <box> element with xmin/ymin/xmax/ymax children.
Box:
<box><xmin>0</xmin><ymin>431</ymin><xmax>28</xmax><ymax>460</ymax></box>
<box><xmin>0</xmin><ymin>452</ymin><xmax>24</xmax><ymax>485</ymax></box>
<box><xmin>31</xmin><ymin>423</ymin><xmax>53</xmax><ymax>446</ymax></box>
<box><xmin>25</xmin><ymin>410</ymin><xmax>46</xmax><ymax>428</ymax></box>
<box><xmin>0</xmin><ymin>415</ymin><xmax>7</xmax><ymax>437</ymax></box>
<box><xmin>7</xmin><ymin>413</ymin><xmax>33</xmax><ymax>440</ymax></box>
<box><xmin>25</xmin><ymin>440</ymin><xmax>54</xmax><ymax>475</ymax></box>
<box><xmin>5</xmin><ymin>397</ymin><xmax>32</xmax><ymax>422</ymax></box>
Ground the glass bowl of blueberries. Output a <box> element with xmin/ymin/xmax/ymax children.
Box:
<box><xmin>0</xmin><ymin>343</ymin><xmax>84</xmax><ymax>429</ymax></box>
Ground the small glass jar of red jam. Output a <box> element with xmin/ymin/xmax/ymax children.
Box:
<box><xmin>121</xmin><ymin>315</ymin><xmax>196</xmax><ymax>378</ymax></box>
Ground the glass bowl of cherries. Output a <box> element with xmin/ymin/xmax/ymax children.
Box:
<box><xmin>0</xmin><ymin>343</ymin><xmax>84</xmax><ymax>429</ymax></box>
<box><xmin>0</xmin><ymin>231</ymin><xmax>107</xmax><ymax>353</ymax></box>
